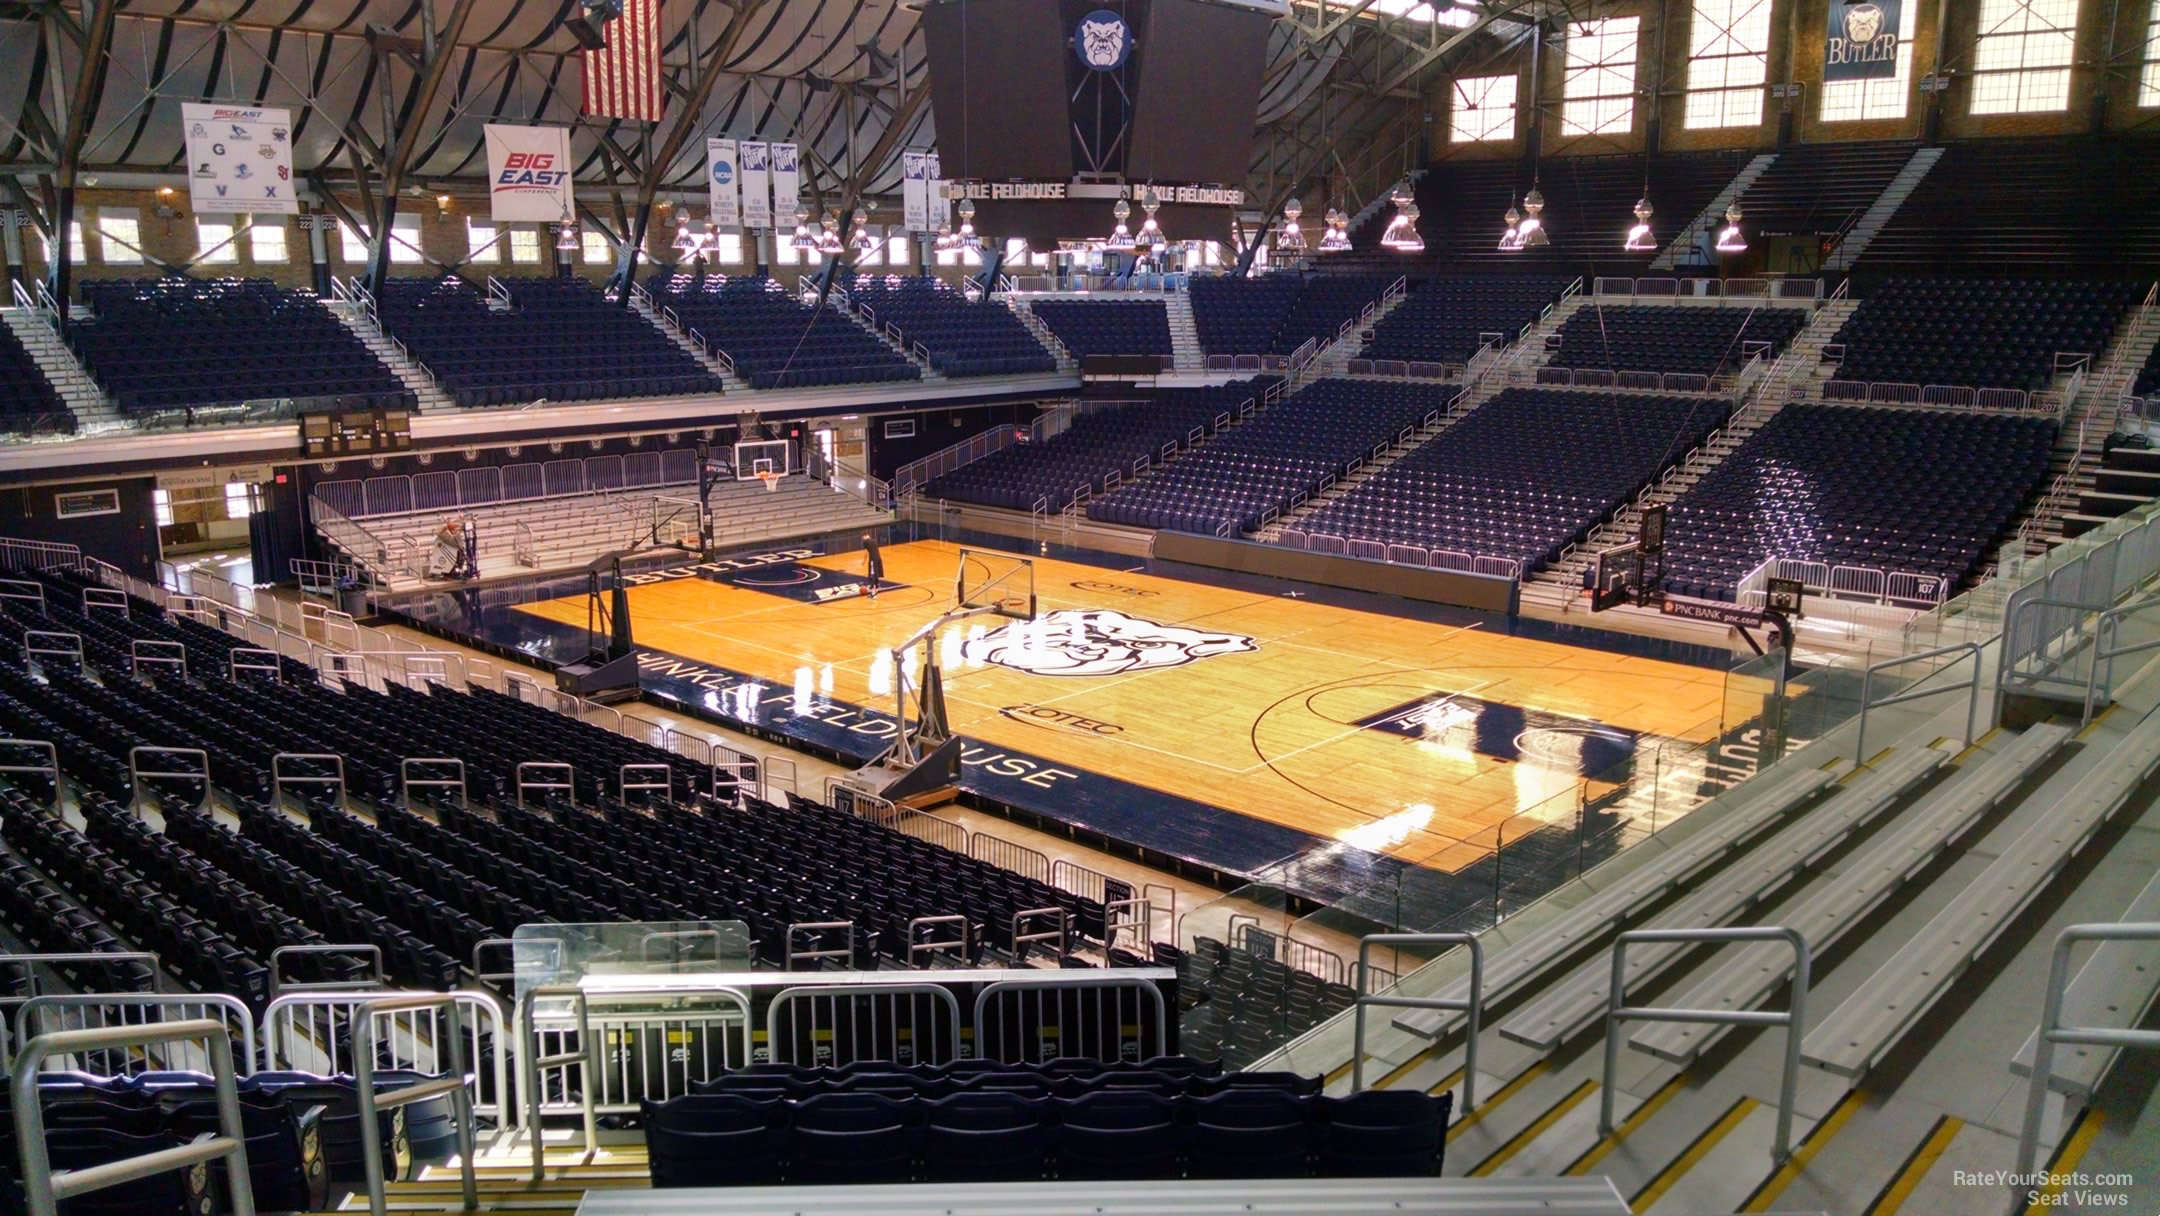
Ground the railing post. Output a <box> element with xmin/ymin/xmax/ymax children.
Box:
<box><xmin>1600</xmin><ymin>927</ymin><xmax>1811</xmax><ymax>1162</ymax></box>
<box><xmin>12</xmin><ymin>1020</ymin><xmax>256</xmax><ymax>1216</ymax></box>
<box><xmin>2016</xmin><ymin>923</ymin><xmax>2160</xmax><ymax>1175</ymax></box>
<box><xmin>1351</xmin><ymin>933</ymin><xmax>1482</xmax><ymax>1108</ymax></box>
<box><xmin>355</xmin><ymin>994</ymin><xmax>476</xmax><ymax>1216</ymax></box>
<box><xmin>520</xmin><ymin>984</ymin><xmax>597</xmax><ymax>1180</ymax></box>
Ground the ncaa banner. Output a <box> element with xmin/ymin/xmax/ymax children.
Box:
<box><xmin>739</xmin><ymin>140</ymin><xmax>772</xmax><ymax>228</ymax></box>
<box><xmin>902</xmin><ymin>152</ymin><xmax>929</xmax><ymax>233</ymax></box>
<box><xmin>484</xmin><ymin>124</ymin><xmax>574</xmax><ymax>222</ymax></box>
<box><xmin>770</xmin><ymin>143</ymin><xmax>802</xmax><ymax>224</ymax></box>
<box><xmin>1825</xmin><ymin>0</ymin><xmax>1900</xmax><ymax>81</ymax></box>
<box><xmin>707</xmin><ymin>138</ymin><xmax>740</xmax><ymax>227</ymax></box>
<box><xmin>182</xmin><ymin>103</ymin><xmax>299</xmax><ymax>215</ymax></box>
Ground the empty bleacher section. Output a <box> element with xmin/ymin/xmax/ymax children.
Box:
<box><xmin>1658</xmin><ymin>404</ymin><xmax>2056</xmax><ymax>603</ymax></box>
<box><xmin>919</xmin><ymin>383</ymin><xmax>1273</xmax><ymax>513</ymax></box>
<box><xmin>377</xmin><ymin>276</ymin><xmax>724</xmax><ymax>407</ymax></box>
<box><xmin>0</xmin><ymin>319</ymin><xmax>68</xmax><ymax>434</ymax></box>
<box><xmin>1545</xmin><ymin>304</ymin><xmax>1808</xmax><ymax>379</ymax></box>
<box><xmin>311</xmin><ymin>447</ymin><xmax>887</xmax><ymax>583</ymax></box>
<box><xmin>1274</xmin><ymin>274</ymin><xmax>1394</xmax><ymax>353</ymax></box>
<box><xmin>1188</xmin><ymin>274</ymin><xmax>1299</xmax><ymax>356</ymax></box>
<box><xmin>1356</xmin><ymin>275</ymin><xmax>1574</xmax><ymax>366</ymax></box>
<box><xmin>1284</xmin><ymin>388</ymin><xmax>1730</xmax><ymax>574</ymax></box>
<box><xmin>1858</xmin><ymin>136</ymin><xmax>2160</xmax><ymax>276</ymax></box>
<box><xmin>847</xmin><ymin>277</ymin><xmax>1058</xmax><ymax>377</ymax></box>
<box><xmin>70</xmin><ymin>278</ymin><xmax>409</xmax><ymax>422</ymax></box>
<box><xmin>647</xmin><ymin>274</ymin><xmax>919</xmax><ymax>389</ymax></box>
<box><xmin>1029</xmin><ymin>299</ymin><xmax>1173</xmax><ymax>362</ymax></box>
<box><xmin>1087</xmin><ymin>379</ymin><xmax>1455</xmax><ymax>535</ymax></box>
<box><xmin>1724</xmin><ymin>140</ymin><xmax>1916</xmax><ymax>251</ymax></box>
<box><xmin>1829</xmin><ymin>278</ymin><xmax>2139</xmax><ymax>393</ymax></box>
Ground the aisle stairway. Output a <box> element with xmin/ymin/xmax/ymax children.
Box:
<box><xmin>323</xmin><ymin>298</ymin><xmax>459</xmax><ymax>414</ymax></box>
<box><xmin>627</xmin><ymin>291</ymin><xmax>748</xmax><ymax>393</ymax></box>
<box><xmin>1165</xmin><ymin>291</ymin><xmax>1204</xmax><ymax>370</ymax></box>
<box><xmin>1651</xmin><ymin>154</ymin><xmax>1777</xmax><ymax>271</ymax></box>
<box><xmin>1</xmin><ymin>306</ymin><xmax>121</xmax><ymax>432</ymax></box>
<box><xmin>1823</xmin><ymin>146</ymin><xmax>1944</xmax><ymax>271</ymax></box>
<box><xmin>1521</xmin><ymin>296</ymin><xmax>1853</xmax><ymax>612</ymax></box>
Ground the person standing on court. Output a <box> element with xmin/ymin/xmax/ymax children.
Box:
<box><xmin>862</xmin><ymin>532</ymin><xmax>884</xmax><ymax>599</ymax></box>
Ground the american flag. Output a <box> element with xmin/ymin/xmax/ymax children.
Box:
<box><xmin>581</xmin><ymin>0</ymin><xmax>663</xmax><ymax>123</ymax></box>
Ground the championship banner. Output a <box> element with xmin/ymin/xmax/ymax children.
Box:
<box><xmin>902</xmin><ymin>151</ymin><xmax>930</xmax><ymax>233</ymax></box>
<box><xmin>1825</xmin><ymin>0</ymin><xmax>1900</xmax><ymax>81</ymax></box>
<box><xmin>739</xmin><ymin>140</ymin><xmax>772</xmax><ymax>228</ymax></box>
<box><xmin>707</xmin><ymin>138</ymin><xmax>740</xmax><ymax>227</ymax></box>
<box><xmin>182</xmin><ymin>103</ymin><xmax>299</xmax><ymax>215</ymax></box>
<box><xmin>484</xmin><ymin>124</ymin><xmax>574</xmax><ymax>222</ymax></box>
<box><xmin>770</xmin><ymin>143</ymin><xmax>802</xmax><ymax>224</ymax></box>
<box><xmin>926</xmin><ymin>153</ymin><xmax>949</xmax><ymax>228</ymax></box>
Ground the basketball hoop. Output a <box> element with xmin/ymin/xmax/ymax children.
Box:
<box><xmin>756</xmin><ymin>470</ymin><xmax>783</xmax><ymax>493</ymax></box>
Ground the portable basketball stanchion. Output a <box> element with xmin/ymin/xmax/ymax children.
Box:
<box><xmin>854</xmin><ymin>550</ymin><xmax>1035</xmax><ymax>803</ymax></box>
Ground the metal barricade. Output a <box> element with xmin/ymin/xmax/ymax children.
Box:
<box><xmin>400</xmin><ymin>757</ymin><xmax>468</xmax><ymax>810</ymax></box>
<box><xmin>766</xmin><ymin>983</ymin><xmax>963</xmax><ymax>1067</ymax></box>
<box><xmin>515</xmin><ymin>761</ymin><xmax>577</xmax><ymax>809</ymax></box>
<box><xmin>2076</xmin><ymin>594</ymin><xmax>2160</xmax><ymax>725</ymax></box>
<box><xmin>0</xmin><ymin>739</ymin><xmax>60</xmax><ymax>812</ymax></box>
<box><xmin>971</xmin><ymin>832</ymin><xmax>1052</xmax><ymax>883</ymax></box>
<box><xmin>972</xmin><ymin>973</ymin><xmax>1169</xmax><ymax>1065</ymax></box>
<box><xmin>786</xmin><ymin>921</ymin><xmax>858</xmax><ymax>970</ymax></box>
<box><xmin>261</xmin><ymin>990</ymin><xmax>510</xmax><ymax>1125</ymax></box>
<box><xmin>2016</xmin><ymin>923</ymin><xmax>2160</xmax><ymax>1173</ymax></box>
<box><xmin>12</xmin><ymin>1021</ymin><xmax>256</xmax><ymax>1216</ymax></box>
<box><xmin>353</xmin><ymin>995</ymin><xmax>476</xmax><ymax>1216</ymax></box>
<box><xmin>129</xmin><ymin>746</ymin><xmax>210</xmax><ymax>813</ymax></box>
<box><xmin>1600</xmin><ymin>928</ymin><xmax>1811</xmax><ymax>1162</ymax></box>
<box><xmin>271</xmin><ymin>753</ymin><xmax>347</xmax><ymax>810</ymax></box>
<box><xmin>1351</xmin><ymin>934</ymin><xmax>1481</xmax><ymax>1106</ymax></box>
<box><xmin>269</xmin><ymin>944</ymin><xmax>386</xmax><ymax>996</ymax></box>
<box><xmin>14</xmin><ymin>992</ymin><xmax>252</xmax><ymax>1078</ymax></box>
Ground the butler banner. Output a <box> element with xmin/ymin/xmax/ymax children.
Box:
<box><xmin>1825</xmin><ymin>0</ymin><xmax>1900</xmax><ymax>81</ymax></box>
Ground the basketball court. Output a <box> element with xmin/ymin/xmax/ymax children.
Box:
<box><xmin>508</xmin><ymin>539</ymin><xmax>1729</xmax><ymax>872</ymax></box>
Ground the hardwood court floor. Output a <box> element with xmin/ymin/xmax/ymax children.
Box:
<box><xmin>514</xmin><ymin>540</ymin><xmax>1726</xmax><ymax>870</ymax></box>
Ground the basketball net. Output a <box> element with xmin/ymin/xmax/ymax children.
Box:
<box><xmin>756</xmin><ymin>470</ymin><xmax>782</xmax><ymax>493</ymax></box>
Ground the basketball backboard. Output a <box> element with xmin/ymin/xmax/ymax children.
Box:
<box><xmin>956</xmin><ymin>548</ymin><xmax>1036</xmax><ymax>620</ymax></box>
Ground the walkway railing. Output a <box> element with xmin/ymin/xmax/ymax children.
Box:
<box><xmin>2016</xmin><ymin>922</ymin><xmax>2160</xmax><ymax>1174</ymax></box>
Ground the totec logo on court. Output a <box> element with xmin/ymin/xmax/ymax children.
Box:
<box><xmin>1069</xmin><ymin>579</ymin><xmax>1159</xmax><ymax>598</ymax></box>
<box><xmin>1000</xmin><ymin>704</ymin><xmax>1125</xmax><ymax>735</ymax></box>
<box><xmin>963</xmin><ymin>609</ymin><xmax>1254</xmax><ymax>677</ymax></box>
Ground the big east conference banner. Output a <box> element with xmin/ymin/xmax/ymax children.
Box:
<box><xmin>484</xmin><ymin>124</ymin><xmax>575</xmax><ymax>222</ymax></box>
<box><xmin>181</xmin><ymin>103</ymin><xmax>298</xmax><ymax>215</ymax></box>
<box><xmin>1825</xmin><ymin>0</ymin><xmax>1901</xmax><ymax>81</ymax></box>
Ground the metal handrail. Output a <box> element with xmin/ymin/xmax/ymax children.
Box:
<box><xmin>2076</xmin><ymin>594</ymin><xmax>2160</xmax><ymax>725</ymax></box>
<box><xmin>0</xmin><ymin>738</ymin><xmax>61</xmax><ymax>812</ymax></box>
<box><xmin>354</xmin><ymin>994</ymin><xmax>476</xmax><ymax>1216</ymax></box>
<box><xmin>1351</xmin><ymin>933</ymin><xmax>1481</xmax><ymax>1107</ymax></box>
<box><xmin>518</xmin><ymin>984</ymin><xmax>597</xmax><ymax>1180</ymax></box>
<box><xmin>12</xmin><ymin>1020</ymin><xmax>256</xmax><ymax>1216</ymax></box>
<box><xmin>1601</xmin><ymin>927</ymin><xmax>1811</xmax><ymax>1162</ymax></box>
<box><xmin>1853</xmin><ymin>640</ymin><xmax>1984</xmax><ymax>762</ymax></box>
<box><xmin>2016</xmin><ymin>922</ymin><xmax>2160</xmax><ymax>1173</ymax></box>
<box><xmin>12</xmin><ymin>992</ymin><xmax>251</xmax><ymax>1074</ymax></box>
